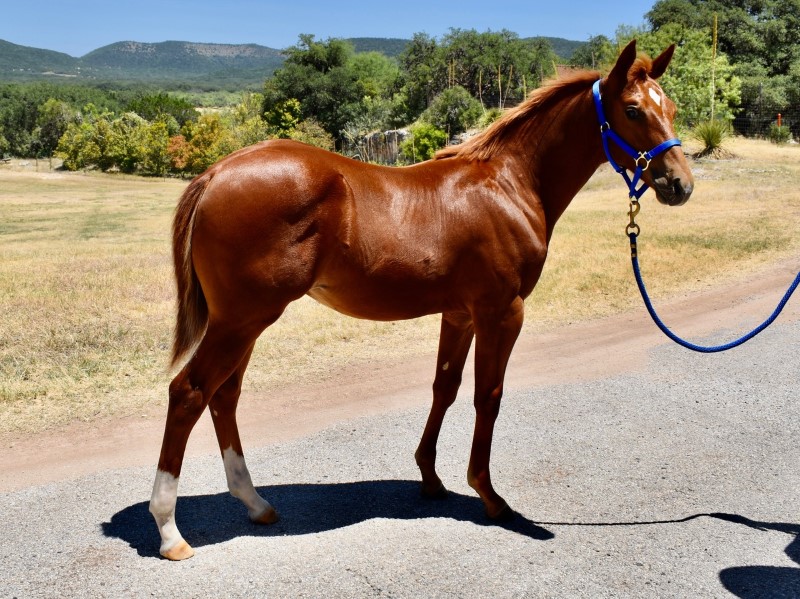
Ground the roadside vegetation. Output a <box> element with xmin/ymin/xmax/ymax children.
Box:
<box><xmin>1</xmin><ymin>138</ymin><xmax>798</xmax><ymax>434</ymax></box>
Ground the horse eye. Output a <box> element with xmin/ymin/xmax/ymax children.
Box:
<box><xmin>625</xmin><ymin>107</ymin><xmax>640</xmax><ymax>120</ymax></box>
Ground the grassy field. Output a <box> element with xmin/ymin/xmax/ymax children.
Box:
<box><xmin>1</xmin><ymin>138</ymin><xmax>799</xmax><ymax>434</ymax></box>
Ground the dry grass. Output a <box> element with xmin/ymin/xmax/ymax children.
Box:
<box><xmin>1</xmin><ymin>138</ymin><xmax>798</xmax><ymax>434</ymax></box>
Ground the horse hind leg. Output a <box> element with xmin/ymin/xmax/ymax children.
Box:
<box><xmin>209</xmin><ymin>344</ymin><xmax>279</xmax><ymax>525</ymax></box>
<box><xmin>415</xmin><ymin>312</ymin><xmax>474</xmax><ymax>498</ymax></box>
<box><xmin>149</xmin><ymin>320</ymin><xmax>262</xmax><ymax>560</ymax></box>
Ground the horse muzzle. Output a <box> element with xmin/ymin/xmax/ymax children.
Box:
<box><xmin>652</xmin><ymin>174</ymin><xmax>693</xmax><ymax>206</ymax></box>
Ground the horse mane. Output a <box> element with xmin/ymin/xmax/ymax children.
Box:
<box><xmin>434</xmin><ymin>69</ymin><xmax>601</xmax><ymax>162</ymax></box>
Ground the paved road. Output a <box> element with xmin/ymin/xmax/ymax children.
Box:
<box><xmin>2</xmin><ymin>307</ymin><xmax>798</xmax><ymax>598</ymax></box>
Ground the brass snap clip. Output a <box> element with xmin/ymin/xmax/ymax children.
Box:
<box><xmin>626</xmin><ymin>199</ymin><xmax>641</xmax><ymax>236</ymax></box>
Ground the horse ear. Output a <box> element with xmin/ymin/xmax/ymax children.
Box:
<box><xmin>605</xmin><ymin>40</ymin><xmax>637</xmax><ymax>94</ymax></box>
<box><xmin>650</xmin><ymin>44</ymin><xmax>676</xmax><ymax>79</ymax></box>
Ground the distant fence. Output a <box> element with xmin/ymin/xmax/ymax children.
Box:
<box><xmin>733</xmin><ymin>106</ymin><xmax>800</xmax><ymax>140</ymax></box>
<box><xmin>343</xmin><ymin>129</ymin><xmax>409</xmax><ymax>164</ymax></box>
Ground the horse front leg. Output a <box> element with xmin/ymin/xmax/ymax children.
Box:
<box><xmin>209</xmin><ymin>344</ymin><xmax>279</xmax><ymax>525</ymax></box>
<box><xmin>415</xmin><ymin>312</ymin><xmax>474</xmax><ymax>498</ymax></box>
<box><xmin>468</xmin><ymin>297</ymin><xmax>525</xmax><ymax>519</ymax></box>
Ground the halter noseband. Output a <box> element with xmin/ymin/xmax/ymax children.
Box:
<box><xmin>592</xmin><ymin>79</ymin><xmax>682</xmax><ymax>200</ymax></box>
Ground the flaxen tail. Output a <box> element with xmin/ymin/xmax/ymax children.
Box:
<box><xmin>170</xmin><ymin>173</ymin><xmax>211</xmax><ymax>369</ymax></box>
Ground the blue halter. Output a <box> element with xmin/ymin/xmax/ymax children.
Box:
<box><xmin>592</xmin><ymin>79</ymin><xmax>682</xmax><ymax>200</ymax></box>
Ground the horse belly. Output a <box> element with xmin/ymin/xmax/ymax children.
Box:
<box><xmin>307</xmin><ymin>267</ymin><xmax>449</xmax><ymax>321</ymax></box>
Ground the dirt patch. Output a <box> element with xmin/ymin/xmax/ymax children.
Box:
<box><xmin>2</xmin><ymin>258</ymin><xmax>797</xmax><ymax>493</ymax></box>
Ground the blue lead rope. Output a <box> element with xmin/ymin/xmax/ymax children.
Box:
<box><xmin>629</xmin><ymin>232</ymin><xmax>800</xmax><ymax>352</ymax></box>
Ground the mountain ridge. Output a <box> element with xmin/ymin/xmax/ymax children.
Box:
<box><xmin>0</xmin><ymin>36</ymin><xmax>583</xmax><ymax>87</ymax></box>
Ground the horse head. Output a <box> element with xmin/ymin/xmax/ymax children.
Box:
<box><xmin>601</xmin><ymin>40</ymin><xmax>694</xmax><ymax>206</ymax></box>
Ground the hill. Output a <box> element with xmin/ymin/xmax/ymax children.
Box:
<box><xmin>0</xmin><ymin>35</ymin><xmax>584</xmax><ymax>88</ymax></box>
<box><xmin>540</xmin><ymin>37</ymin><xmax>584</xmax><ymax>60</ymax></box>
<box><xmin>80</xmin><ymin>41</ymin><xmax>284</xmax><ymax>80</ymax></box>
<box><xmin>0</xmin><ymin>39</ymin><xmax>79</xmax><ymax>77</ymax></box>
<box><xmin>0</xmin><ymin>39</ymin><xmax>285</xmax><ymax>88</ymax></box>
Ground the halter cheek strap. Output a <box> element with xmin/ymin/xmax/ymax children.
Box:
<box><xmin>592</xmin><ymin>79</ymin><xmax>682</xmax><ymax>200</ymax></box>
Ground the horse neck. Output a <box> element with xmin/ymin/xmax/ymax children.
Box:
<box><xmin>507</xmin><ymin>86</ymin><xmax>606</xmax><ymax>238</ymax></box>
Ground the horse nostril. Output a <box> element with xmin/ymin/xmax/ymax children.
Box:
<box><xmin>672</xmin><ymin>178</ymin><xmax>692</xmax><ymax>204</ymax></box>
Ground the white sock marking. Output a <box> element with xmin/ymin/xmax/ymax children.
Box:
<box><xmin>149</xmin><ymin>470</ymin><xmax>185</xmax><ymax>555</ymax></box>
<box><xmin>222</xmin><ymin>447</ymin><xmax>274</xmax><ymax>521</ymax></box>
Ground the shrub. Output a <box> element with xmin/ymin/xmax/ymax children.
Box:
<box><xmin>399</xmin><ymin>122</ymin><xmax>447</xmax><ymax>163</ymax></box>
<box><xmin>767</xmin><ymin>123</ymin><xmax>791</xmax><ymax>145</ymax></box>
<box><xmin>288</xmin><ymin>119</ymin><xmax>335</xmax><ymax>151</ymax></box>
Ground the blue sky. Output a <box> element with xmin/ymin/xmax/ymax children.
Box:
<box><xmin>2</xmin><ymin>0</ymin><xmax>654</xmax><ymax>57</ymax></box>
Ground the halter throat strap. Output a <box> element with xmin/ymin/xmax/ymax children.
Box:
<box><xmin>592</xmin><ymin>79</ymin><xmax>682</xmax><ymax>200</ymax></box>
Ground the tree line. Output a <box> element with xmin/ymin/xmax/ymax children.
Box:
<box><xmin>0</xmin><ymin>5</ymin><xmax>797</xmax><ymax>174</ymax></box>
<box><xmin>574</xmin><ymin>0</ymin><xmax>799</xmax><ymax>137</ymax></box>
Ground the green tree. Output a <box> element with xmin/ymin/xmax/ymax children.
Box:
<box><xmin>36</xmin><ymin>99</ymin><xmax>76</xmax><ymax>157</ymax></box>
<box><xmin>399</xmin><ymin>29</ymin><xmax>557</xmax><ymax>118</ymax></box>
<box><xmin>398</xmin><ymin>33</ymin><xmax>443</xmax><ymax>116</ymax></box>
<box><xmin>618</xmin><ymin>24</ymin><xmax>741</xmax><ymax>129</ymax></box>
<box><xmin>108</xmin><ymin>112</ymin><xmax>148</xmax><ymax>173</ymax></box>
<box><xmin>349</xmin><ymin>51</ymin><xmax>402</xmax><ymax>99</ymax></box>
<box><xmin>263</xmin><ymin>35</ymin><xmax>366</xmax><ymax>142</ymax></box>
<box><xmin>0</xmin><ymin>82</ymin><xmax>123</xmax><ymax>157</ymax></box>
<box><xmin>126</xmin><ymin>92</ymin><xmax>199</xmax><ymax>129</ymax></box>
<box><xmin>57</xmin><ymin>119</ymin><xmax>102</xmax><ymax>171</ymax></box>
<box><xmin>141</xmin><ymin>120</ymin><xmax>171</xmax><ymax>176</ymax></box>
<box><xmin>569</xmin><ymin>35</ymin><xmax>616</xmax><ymax>69</ymax></box>
<box><xmin>229</xmin><ymin>92</ymin><xmax>271</xmax><ymax>147</ymax></box>
<box><xmin>646</xmin><ymin>0</ymin><xmax>800</xmax><ymax>135</ymax></box>
<box><xmin>421</xmin><ymin>86</ymin><xmax>483</xmax><ymax>136</ymax></box>
<box><xmin>174</xmin><ymin>113</ymin><xmax>236</xmax><ymax>174</ymax></box>
<box><xmin>264</xmin><ymin>98</ymin><xmax>302</xmax><ymax>138</ymax></box>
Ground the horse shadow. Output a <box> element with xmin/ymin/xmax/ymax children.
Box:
<box><xmin>102</xmin><ymin>479</ymin><xmax>554</xmax><ymax>558</ymax></box>
<box><xmin>714</xmin><ymin>513</ymin><xmax>800</xmax><ymax>598</ymax></box>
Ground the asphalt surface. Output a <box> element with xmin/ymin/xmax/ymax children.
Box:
<box><xmin>2</xmin><ymin>317</ymin><xmax>799</xmax><ymax>598</ymax></box>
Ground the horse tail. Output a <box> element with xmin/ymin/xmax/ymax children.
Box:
<box><xmin>170</xmin><ymin>172</ymin><xmax>211</xmax><ymax>369</ymax></box>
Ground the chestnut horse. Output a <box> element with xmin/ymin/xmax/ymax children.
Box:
<box><xmin>150</xmin><ymin>40</ymin><xmax>693</xmax><ymax>559</ymax></box>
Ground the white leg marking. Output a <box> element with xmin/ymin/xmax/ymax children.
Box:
<box><xmin>149</xmin><ymin>469</ymin><xmax>187</xmax><ymax>556</ymax></box>
<box><xmin>222</xmin><ymin>447</ymin><xmax>275</xmax><ymax>521</ymax></box>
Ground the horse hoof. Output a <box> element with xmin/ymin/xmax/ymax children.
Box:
<box><xmin>421</xmin><ymin>482</ymin><xmax>449</xmax><ymax>500</ymax></box>
<box><xmin>161</xmin><ymin>539</ymin><xmax>195</xmax><ymax>561</ymax></box>
<box><xmin>250</xmin><ymin>505</ymin><xmax>279</xmax><ymax>525</ymax></box>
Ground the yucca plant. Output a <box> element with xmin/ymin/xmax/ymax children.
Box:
<box><xmin>692</xmin><ymin>118</ymin><xmax>732</xmax><ymax>158</ymax></box>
